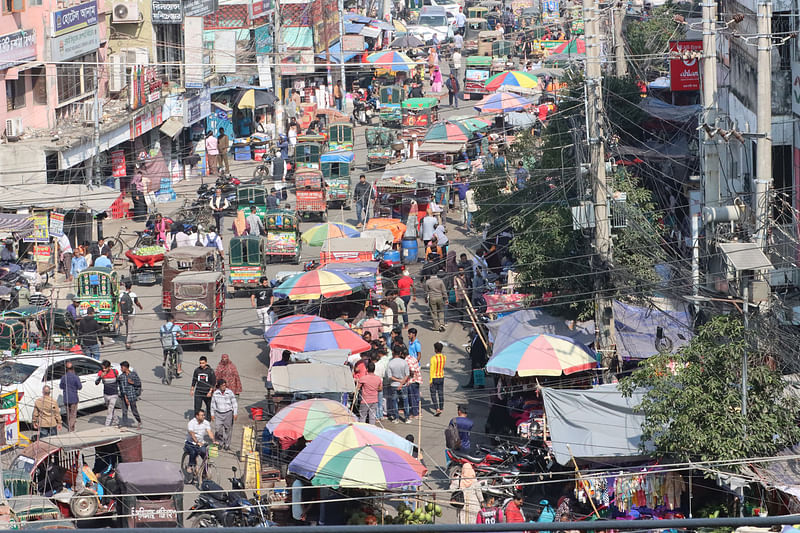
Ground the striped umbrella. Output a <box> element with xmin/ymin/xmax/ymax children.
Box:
<box><xmin>264</xmin><ymin>315</ymin><xmax>371</xmax><ymax>353</ymax></box>
<box><xmin>365</xmin><ymin>51</ymin><xmax>416</xmax><ymax>71</ymax></box>
<box><xmin>423</xmin><ymin>121</ymin><xmax>471</xmax><ymax>142</ymax></box>
<box><xmin>301</xmin><ymin>222</ymin><xmax>360</xmax><ymax>246</ymax></box>
<box><xmin>287</xmin><ymin>422</ymin><xmax>417</xmax><ymax>480</ymax></box>
<box><xmin>486</xmin><ymin>333</ymin><xmax>597</xmax><ymax>377</ymax></box>
<box><xmin>266</xmin><ymin>399</ymin><xmax>356</xmax><ymax>449</ymax></box>
<box><xmin>474</xmin><ymin>92</ymin><xmax>534</xmax><ymax>113</ymax></box>
<box><xmin>551</xmin><ymin>38</ymin><xmax>586</xmax><ymax>55</ymax></box>
<box><xmin>484</xmin><ymin>71</ymin><xmax>539</xmax><ymax>92</ymax></box>
<box><xmin>308</xmin><ymin>445</ymin><xmax>427</xmax><ymax>490</ymax></box>
<box><xmin>454</xmin><ymin>117</ymin><xmax>492</xmax><ymax>132</ymax></box>
<box><xmin>274</xmin><ymin>270</ymin><xmax>362</xmax><ymax>300</ymax></box>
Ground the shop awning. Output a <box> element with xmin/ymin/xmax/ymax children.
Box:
<box><xmin>270</xmin><ymin>363</ymin><xmax>355</xmax><ymax>393</ymax></box>
<box><xmin>0</xmin><ymin>214</ymin><xmax>33</xmax><ymax>232</ymax></box>
<box><xmin>317</xmin><ymin>41</ymin><xmax>363</xmax><ymax>63</ymax></box>
<box><xmin>159</xmin><ymin>116</ymin><xmax>184</xmax><ymax>139</ymax></box>
<box><xmin>282</xmin><ymin>26</ymin><xmax>313</xmax><ymax>49</ymax></box>
<box><xmin>345</xmin><ymin>22</ymin><xmax>365</xmax><ymax>34</ymax></box>
<box><xmin>360</xmin><ymin>25</ymin><xmax>381</xmax><ymax>38</ymax></box>
<box><xmin>343</xmin><ymin>13</ymin><xmax>373</xmax><ymax>23</ymax></box>
<box><xmin>0</xmin><ymin>184</ymin><xmax>119</xmax><ymax>212</ymax></box>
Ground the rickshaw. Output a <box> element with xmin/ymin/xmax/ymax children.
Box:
<box><xmin>124</xmin><ymin>232</ymin><xmax>166</xmax><ymax>286</ymax></box>
<box><xmin>4</xmin><ymin>427</ymin><xmax>142</xmax><ymax>519</ymax></box>
<box><xmin>115</xmin><ymin>461</ymin><xmax>184</xmax><ymax>528</ymax></box>
<box><xmin>478</xmin><ymin>29</ymin><xmax>503</xmax><ymax>56</ymax></box>
<box><xmin>293</xmin><ymin>142</ymin><xmax>322</xmax><ymax>172</ymax></box>
<box><xmin>0</xmin><ymin>318</ymin><xmax>24</xmax><ymax>353</ymax></box>
<box><xmin>320</xmin><ymin>238</ymin><xmax>377</xmax><ymax>265</ymax></box>
<box><xmin>228</xmin><ymin>236</ymin><xmax>267</xmax><ymax>292</ymax></box>
<box><xmin>321</xmin><ymin>151</ymin><xmax>354</xmax><ymax>209</ymax></box>
<box><xmin>467</xmin><ymin>5</ymin><xmax>488</xmax><ymax>18</ymax></box>
<box><xmin>171</xmin><ymin>271</ymin><xmax>225</xmax><ymax>350</ymax></box>
<box><xmin>295</xmin><ymin>169</ymin><xmax>327</xmax><ymax>221</ymax></box>
<box><xmin>1</xmin><ymin>306</ymin><xmax>78</xmax><ymax>351</ymax></box>
<box><xmin>74</xmin><ymin>267</ymin><xmax>119</xmax><ymax>333</ymax></box>
<box><xmin>419</xmin><ymin>140</ymin><xmax>467</xmax><ymax>166</ymax></box>
<box><xmin>296</xmin><ymin>133</ymin><xmax>326</xmax><ymax>148</ymax></box>
<box><xmin>379</xmin><ymin>85</ymin><xmax>405</xmax><ymax>127</ymax></box>
<box><xmin>366</xmin><ymin>127</ymin><xmax>401</xmax><ymax>169</ymax></box>
<box><xmin>236</xmin><ymin>185</ymin><xmax>268</xmax><ymax>218</ymax></box>
<box><xmin>464</xmin><ymin>55</ymin><xmax>492</xmax><ymax>100</ymax></box>
<box><xmin>162</xmin><ymin>248</ymin><xmax>221</xmax><ymax>312</ymax></box>
<box><xmin>374</xmin><ymin>176</ymin><xmax>434</xmax><ymax>220</ymax></box>
<box><xmin>327</xmin><ymin>122</ymin><xmax>354</xmax><ymax>152</ymax></box>
<box><xmin>464</xmin><ymin>18</ymin><xmax>488</xmax><ymax>55</ymax></box>
<box><xmin>401</xmin><ymin>97</ymin><xmax>439</xmax><ymax>139</ymax></box>
<box><xmin>8</xmin><ymin>496</ymin><xmax>72</xmax><ymax>528</ymax></box>
<box><xmin>520</xmin><ymin>6</ymin><xmax>539</xmax><ymax>26</ymax></box>
<box><xmin>264</xmin><ymin>208</ymin><xmax>302</xmax><ymax>264</ymax></box>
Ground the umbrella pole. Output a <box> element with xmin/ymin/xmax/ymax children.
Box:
<box><xmin>464</xmin><ymin>295</ymin><xmax>488</xmax><ymax>349</ymax></box>
<box><xmin>567</xmin><ymin>444</ymin><xmax>600</xmax><ymax>517</ymax></box>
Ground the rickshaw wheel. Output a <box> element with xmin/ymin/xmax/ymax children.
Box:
<box><xmin>191</xmin><ymin>513</ymin><xmax>220</xmax><ymax>528</ymax></box>
<box><xmin>70</xmin><ymin>490</ymin><xmax>99</xmax><ymax>519</ymax></box>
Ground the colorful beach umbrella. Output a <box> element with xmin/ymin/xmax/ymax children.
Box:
<box><xmin>287</xmin><ymin>422</ymin><xmax>417</xmax><ymax>480</ymax></box>
<box><xmin>454</xmin><ymin>117</ymin><xmax>492</xmax><ymax>132</ymax></box>
<box><xmin>264</xmin><ymin>315</ymin><xmax>371</xmax><ymax>353</ymax></box>
<box><xmin>365</xmin><ymin>218</ymin><xmax>406</xmax><ymax>242</ymax></box>
<box><xmin>266</xmin><ymin>399</ymin><xmax>356</xmax><ymax>449</ymax></box>
<box><xmin>484</xmin><ymin>71</ymin><xmax>539</xmax><ymax>92</ymax></box>
<box><xmin>301</xmin><ymin>222</ymin><xmax>360</xmax><ymax>246</ymax></box>
<box><xmin>551</xmin><ymin>38</ymin><xmax>586</xmax><ymax>55</ymax></box>
<box><xmin>365</xmin><ymin>51</ymin><xmax>415</xmax><ymax>71</ymax></box>
<box><xmin>486</xmin><ymin>333</ymin><xmax>597</xmax><ymax>377</ymax></box>
<box><xmin>423</xmin><ymin>121</ymin><xmax>471</xmax><ymax>142</ymax></box>
<box><xmin>274</xmin><ymin>270</ymin><xmax>362</xmax><ymax>300</ymax></box>
<box><xmin>306</xmin><ymin>445</ymin><xmax>427</xmax><ymax>490</ymax></box>
<box><xmin>474</xmin><ymin>92</ymin><xmax>534</xmax><ymax>113</ymax></box>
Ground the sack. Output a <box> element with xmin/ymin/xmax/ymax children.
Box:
<box><xmin>119</xmin><ymin>292</ymin><xmax>134</xmax><ymax>316</ymax></box>
<box><xmin>445</xmin><ymin>420</ymin><xmax>461</xmax><ymax>450</ymax></box>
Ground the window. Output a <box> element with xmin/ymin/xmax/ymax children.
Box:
<box><xmin>71</xmin><ymin>358</ymin><xmax>101</xmax><ymax>377</ymax></box>
<box><xmin>0</xmin><ymin>361</ymin><xmax>38</xmax><ymax>386</ymax></box>
<box><xmin>28</xmin><ymin>0</ymin><xmax>41</xmax><ymax>6</ymax></box>
<box><xmin>3</xmin><ymin>0</ymin><xmax>24</xmax><ymax>13</ymax></box>
<box><xmin>176</xmin><ymin>284</ymin><xmax>207</xmax><ymax>298</ymax></box>
<box><xmin>56</xmin><ymin>53</ymin><xmax>97</xmax><ymax>104</ymax></box>
<box><xmin>5</xmin><ymin>78</ymin><xmax>25</xmax><ymax>111</ymax></box>
<box><xmin>44</xmin><ymin>361</ymin><xmax>66</xmax><ymax>381</ymax></box>
<box><xmin>773</xmin><ymin>13</ymin><xmax>790</xmax><ymax>71</ymax></box>
<box><xmin>29</xmin><ymin>67</ymin><xmax>46</xmax><ymax>105</ymax></box>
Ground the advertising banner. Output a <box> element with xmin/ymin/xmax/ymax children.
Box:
<box><xmin>49</xmin><ymin>212</ymin><xmax>65</xmax><ymax>237</ymax></box>
<box><xmin>111</xmin><ymin>149</ymin><xmax>126</xmax><ymax>178</ymax></box>
<box><xmin>185</xmin><ymin>17</ymin><xmax>204</xmax><ymax>88</ymax></box>
<box><xmin>184</xmin><ymin>0</ymin><xmax>218</xmax><ymax>17</ymax></box>
<box><xmin>0</xmin><ymin>30</ymin><xmax>36</xmax><ymax>70</ymax></box>
<box><xmin>669</xmin><ymin>40</ymin><xmax>703</xmax><ymax>91</ymax></box>
<box><xmin>51</xmin><ymin>0</ymin><xmax>98</xmax><ymax>37</ymax></box>
<box><xmin>50</xmin><ymin>24</ymin><xmax>100</xmax><ymax>62</ymax></box>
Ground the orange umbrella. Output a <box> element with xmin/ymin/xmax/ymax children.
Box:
<box><xmin>365</xmin><ymin>218</ymin><xmax>406</xmax><ymax>242</ymax></box>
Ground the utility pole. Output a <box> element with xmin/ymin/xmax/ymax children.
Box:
<box><xmin>91</xmin><ymin>88</ymin><xmax>101</xmax><ymax>187</ymax></box>
<box><xmin>337</xmin><ymin>5</ymin><xmax>346</xmax><ymax>93</ymax></box>
<box><xmin>753</xmin><ymin>0</ymin><xmax>772</xmax><ymax>250</ymax></box>
<box><xmin>613</xmin><ymin>1</ymin><xmax>627</xmax><ymax>77</ymax></box>
<box><xmin>273</xmin><ymin>2</ymin><xmax>284</xmax><ymax>134</ymax></box>
<box><xmin>583</xmin><ymin>0</ymin><xmax>616</xmax><ymax>378</ymax></box>
<box><xmin>701</xmin><ymin>0</ymin><xmax>720</xmax><ymax>209</ymax></box>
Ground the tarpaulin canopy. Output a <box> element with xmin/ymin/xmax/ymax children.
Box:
<box><xmin>381</xmin><ymin>159</ymin><xmax>440</xmax><ymax>184</ymax></box>
<box><xmin>614</xmin><ymin>301</ymin><xmax>693</xmax><ymax>360</ymax></box>
<box><xmin>639</xmin><ymin>97</ymin><xmax>702</xmax><ymax>123</ymax></box>
<box><xmin>344</xmin><ymin>22</ymin><xmax>365</xmax><ymax>34</ymax></box>
<box><xmin>0</xmin><ymin>184</ymin><xmax>119</xmax><ymax>212</ymax></box>
<box><xmin>270</xmin><ymin>363</ymin><xmax>355</xmax><ymax>394</ymax></box>
<box><xmin>0</xmin><ymin>214</ymin><xmax>33</xmax><ymax>232</ymax></box>
<box><xmin>487</xmin><ymin>309</ymin><xmax>595</xmax><ymax>355</ymax></box>
<box><xmin>542</xmin><ymin>384</ymin><xmax>652</xmax><ymax>465</ymax></box>
<box><xmin>317</xmin><ymin>41</ymin><xmax>365</xmax><ymax>63</ymax></box>
<box><xmin>750</xmin><ymin>444</ymin><xmax>800</xmax><ymax>499</ymax></box>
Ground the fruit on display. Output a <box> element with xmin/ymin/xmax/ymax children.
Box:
<box><xmin>133</xmin><ymin>245</ymin><xmax>166</xmax><ymax>256</ymax></box>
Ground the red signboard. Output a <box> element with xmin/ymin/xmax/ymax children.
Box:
<box><xmin>111</xmin><ymin>149</ymin><xmax>126</xmax><ymax>178</ymax></box>
<box><xmin>669</xmin><ymin>40</ymin><xmax>702</xmax><ymax>92</ymax></box>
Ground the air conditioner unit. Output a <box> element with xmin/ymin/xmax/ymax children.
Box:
<box><xmin>122</xmin><ymin>47</ymin><xmax>148</xmax><ymax>66</ymax></box>
<box><xmin>112</xmin><ymin>1</ymin><xmax>139</xmax><ymax>23</ymax></box>
<box><xmin>109</xmin><ymin>53</ymin><xmax>127</xmax><ymax>92</ymax></box>
<box><xmin>5</xmin><ymin>117</ymin><xmax>23</xmax><ymax>137</ymax></box>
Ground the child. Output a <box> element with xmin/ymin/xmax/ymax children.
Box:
<box><xmin>476</xmin><ymin>493</ymin><xmax>504</xmax><ymax>524</ymax></box>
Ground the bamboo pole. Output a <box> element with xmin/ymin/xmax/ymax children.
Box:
<box><xmin>567</xmin><ymin>444</ymin><xmax>600</xmax><ymax>517</ymax></box>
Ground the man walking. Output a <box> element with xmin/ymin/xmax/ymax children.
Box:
<box><xmin>78</xmin><ymin>307</ymin><xmax>104</xmax><ymax>360</ymax></box>
<box><xmin>405</xmin><ymin>350</ymin><xmax>422</xmax><ymax>420</ymax></box>
<box><xmin>119</xmin><ymin>281</ymin><xmax>143</xmax><ymax>350</ymax></box>
<box><xmin>205</xmin><ymin>130</ymin><xmax>219</xmax><ymax>175</ymax></box>
<box><xmin>445</xmin><ymin>73</ymin><xmax>460</xmax><ymax>108</ymax></box>
<box><xmin>217</xmin><ymin>128</ymin><xmax>230</xmax><ymax>174</ymax></box>
<box><xmin>251</xmin><ymin>277</ymin><xmax>274</xmax><ymax>333</ymax></box>
<box><xmin>357</xmin><ymin>361</ymin><xmax>382</xmax><ymax>424</ymax></box>
<box><xmin>386</xmin><ymin>346</ymin><xmax>411</xmax><ymax>424</ymax></box>
<box><xmin>454</xmin><ymin>267</ymin><xmax>469</xmax><ymax>326</ymax></box>
<box><xmin>515</xmin><ymin>161</ymin><xmax>529</xmax><ymax>190</ymax></box>
<box><xmin>117</xmin><ymin>361</ymin><xmax>142</xmax><ymax>429</ymax></box>
<box><xmin>210</xmin><ymin>379</ymin><xmax>238</xmax><ymax>450</ymax></box>
<box><xmin>449</xmin><ymin>404</ymin><xmax>474</xmax><ymax>450</ymax></box>
<box><xmin>59</xmin><ymin>362</ymin><xmax>82</xmax><ymax>432</ymax></box>
<box><xmin>209</xmin><ymin>188</ymin><xmax>230</xmax><ymax>235</ymax></box>
<box><xmin>425</xmin><ymin>270</ymin><xmax>448</xmax><ymax>332</ymax></box>
<box><xmin>33</xmin><ymin>386</ymin><xmax>61</xmax><ymax>437</ymax></box>
<box><xmin>429</xmin><ymin>342</ymin><xmax>446</xmax><ymax>416</ymax></box>
<box><xmin>246</xmin><ymin>205</ymin><xmax>264</xmax><ymax>235</ymax></box>
<box><xmin>95</xmin><ymin>360</ymin><xmax>119</xmax><ymax>426</ymax></box>
<box><xmin>191</xmin><ymin>356</ymin><xmax>216</xmax><ymax>415</ymax></box>
<box><xmin>354</xmin><ymin>174</ymin><xmax>373</xmax><ymax>228</ymax></box>
<box><xmin>333</xmin><ymin>80</ymin><xmax>344</xmax><ymax>112</ymax></box>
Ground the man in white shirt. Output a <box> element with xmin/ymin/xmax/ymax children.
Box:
<box><xmin>420</xmin><ymin>211</ymin><xmax>438</xmax><ymax>246</ymax></box>
<box><xmin>202</xmin><ymin>226</ymin><xmax>225</xmax><ymax>260</ymax></box>
<box><xmin>455</xmin><ymin>7</ymin><xmax>467</xmax><ymax>35</ymax></box>
<box><xmin>174</xmin><ymin>227</ymin><xmax>193</xmax><ymax>248</ymax></box>
<box><xmin>185</xmin><ymin>410</ymin><xmax>216</xmax><ymax>480</ymax></box>
<box><xmin>210</xmin><ymin>380</ymin><xmax>238</xmax><ymax>450</ymax></box>
<box><xmin>58</xmin><ymin>234</ymin><xmax>73</xmax><ymax>282</ymax></box>
<box><xmin>453</xmin><ymin>32</ymin><xmax>463</xmax><ymax>52</ymax></box>
<box><xmin>245</xmin><ymin>206</ymin><xmax>264</xmax><ymax>236</ymax></box>
<box><xmin>452</xmin><ymin>50</ymin><xmax>462</xmax><ymax>80</ymax></box>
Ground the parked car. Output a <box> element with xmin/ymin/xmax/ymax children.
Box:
<box><xmin>422</xmin><ymin>0</ymin><xmax>461</xmax><ymax>19</ymax></box>
<box><xmin>408</xmin><ymin>6</ymin><xmax>455</xmax><ymax>43</ymax></box>
<box><xmin>0</xmin><ymin>351</ymin><xmax>120</xmax><ymax>424</ymax></box>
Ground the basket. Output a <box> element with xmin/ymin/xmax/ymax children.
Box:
<box><xmin>251</xmin><ymin>407</ymin><xmax>264</xmax><ymax>421</ymax></box>
<box><xmin>208</xmin><ymin>443</ymin><xmax>219</xmax><ymax>457</ymax></box>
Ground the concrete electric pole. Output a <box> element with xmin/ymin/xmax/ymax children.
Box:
<box><xmin>701</xmin><ymin>0</ymin><xmax>720</xmax><ymax>209</ymax></box>
<box><xmin>753</xmin><ymin>0</ymin><xmax>772</xmax><ymax>250</ymax></box>
<box><xmin>613</xmin><ymin>1</ymin><xmax>627</xmax><ymax>77</ymax></box>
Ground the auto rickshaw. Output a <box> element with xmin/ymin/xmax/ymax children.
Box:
<box><xmin>0</xmin><ymin>318</ymin><xmax>24</xmax><ymax>353</ymax></box>
<box><xmin>328</xmin><ymin>122</ymin><xmax>354</xmax><ymax>152</ymax></box>
<box><xmin>8</xmin><ymin>496</ymin><xmax>72</xmax><ymax>528</ymax></box>
<box><xmin>464</xmin><ymin>18</ymin><xmax>488</xmax><ymax>55</ymax></box>
<box><xmin>419</xmin><ymin>140</ymin><xmax>467</xmax><ymax>166</ymax></box>
<box><xmin>520</xmin><ymin>6</ymin><xmax>539</xmax><ymax>26</ymax></box>
<box><xmin>401</xmin><ymin>97</ymin><xmax>439</xmax><ymax>139</ymax></box>
<box><xmin>264</xmin><ymin>209</ymin><xmax>301</xmax><ymax>265</ymax></box>
<box><xmin>171</xmin><ymin>271</ymin><xmax>225</xmax><ymax>350</ymax></box>
<box><xmin>478</xmin><ymin>29</ymin><xmax>503</xmax><ymax>56</ymax></box>
<box><xmin>228</xmin><ymin>236</ymin><xmax>267</xmax><ymax>292</ymax></box>
<box><xmin>379</xmin><ymin>85</ymin><xmax>405</xmax><ymax>127</ymax></box>
<box><xmin>464</xmin><ymin>55</ymin><xmax>492</xmax><ymax>100</ymax></box>
<box><xmin>115</xmin><ymin>461</ymin><xmax>184</xmax><ymax>528</ymax></box>
<box><xmin>0</xmin><ymin>306</ymin><xmax>77</xmax><ymax>351</ymax></box>
<box><xmin>321</xmin><ymin>151</ymin><xmax>354</xmax><ymax>209</ymax></box>
<box><xmin>295</xmin><ymin>169</ymin><xmax>327</xmax><ymax>221</ymax></box>
<box><xmin>162</xmin><ymin>248</ymin><xmax>222</xmax><ymax>312</ymax></box>
<box><xmin>467</xmin><ymin>5</ymin><xmax>487</xmax><ymax>18</ymax></box>
<box><xmin>366</xmin><ymin>127</ymin><xmax>401</xmax><ymax>169</ymax></box>
<box><xmin>236</xmin><ymin>185</ymin><xmax>268</xmax><ymax>218</ymax></box>
<box><xmin>74</xmin><ymin>267</ymin><xmax>119</xmax><ymax>333</ymax></box>
<box><xmin>4</xmin><ymin>427</ymin><xmax>142</xmax><ymax>519</ymax></box>
<box><xmin>293</xmin><ymin>142</ymin><xmax>322</xmax><ymax>172</ymax></box>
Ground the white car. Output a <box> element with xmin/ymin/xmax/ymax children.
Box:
<box><xmin>0</xmin><ymin>352</ymin><xmax>115</xmax><ymax>424</ymax></box>
<box><xmin>422</xmin><ymin>0</ymin><xmax>461</xmax><ymax>20</ymax></box>
<box><xmin>408</xmin><ymin>7</ymin><xmax>455</xmax><ymax>44</ymax></box>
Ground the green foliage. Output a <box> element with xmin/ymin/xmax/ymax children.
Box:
<box><xmin>604</xmin><ymin>76</ymin><xmax>648</xmax><ymax>144</ymax></box>
<box><xmin>624</xmin><ymin>5</ymin><xmax>684</xmax><ymax>76</ymax></box>
<box><xmin>619</xmin><ymin>316</ymin><xmax>800</xmax><ymax>463</ymax></box>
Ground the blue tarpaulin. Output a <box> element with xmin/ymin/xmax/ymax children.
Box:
<box><xmin>345</xmin><ymin>22</ymin><xmax>365</xmax><ymax>34</ymax></box>
<box><xmin>316</xmin><ymin>41</ymin><xmax>364</xmax><ymax>63</ymax></box>
<box><xmin>321</xmin><ymin>150</ymin><xmax>356</xmax><ymax>163</ymax></box>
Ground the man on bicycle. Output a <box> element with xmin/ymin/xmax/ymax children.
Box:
<box><xmin>185</xmin><ymin>409</ymin><xmax>216</xmax><ymax>481</ymax></box>
<box><xmin>159</xmin><ymin>319</ymin><xmax>183</xmax><ymax>377</ymax></box>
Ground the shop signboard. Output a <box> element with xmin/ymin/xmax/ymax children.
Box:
<box><xmin>152</xmin><ymin>0</ymin><xmax>183</xmax><ymax>23</ymax></box>
<box><xmin>183</xmin><ymin>89</ymin><xmax>211</xmax><ymax>126</ymax></box>
<box><xmin>185</xmin><ymin>17</ymin><xmax>204</xmax><ymax>88</ymax></box>
<box><xmin>23</xmin><ymin>214</ymin><xmax>49</xmax><ymax>243</ymax></box>
<box><xmin>0</xmin><ymin>30</ymin><xmax>36</xmax><ymax>70</ymax></box>
<box><xmin>51</xmin><ymin>0</ymin><xmax>98</xmax><ymax>37</ymax></box>
<box><xmin>50</xmin><ymin>24</ymin><xmax>100</xmax><ymax>62</ymax></box>
<box><xmin>184</xmin><ymin>0</ymin><xmax>218</xmax><ymax>17</ymax></box>
<box><xmin>669</xmin><ymin>40</ymin><xmax>703</xmax><ymax>92</ymax></box>
<box><xmin>0</xmin><ymin>391</ymin><xmax>20</xmax><ymax>447</ymax></box>
<box><xmin>129</xmin><ymin>107</ymin><xmax>164</xmax><ymax>138</ymax></box>
<box><xmin>49</xmin><ymin>212</ymin><xmax>65</xmax><ymax>237</ymax></box>
<box><xmin>111</xmin><ymin>150</ymin><xmax>127</xmax><ymax>178</ymax></box>
<box><xmin>251</xmin><ymin>0</ymin><xmax>273</xmax><ymax>19</ymax></box>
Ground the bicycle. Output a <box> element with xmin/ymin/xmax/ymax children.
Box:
<box><xmin>181</xmin><ymin>443</ymin><xmax>218</xmax><ymax>487</ymax></box>
<box><xmin>162</xmin><ymin>348</ymin><xmax>179</xmax><ymax>385</ymax></box>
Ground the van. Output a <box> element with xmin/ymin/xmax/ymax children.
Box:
<box><xmin>422</xmin><ymin>0</ymin><xmax>461</xmax><ymax>19</ymax></box>
<box><xmin>408</xmin><ymin>6</ymin><xmax>456</xmax><ymax>43</ymax></box>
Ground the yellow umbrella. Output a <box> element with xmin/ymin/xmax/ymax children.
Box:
<box><xmin>236</xmin><ymin>89</ymin><xmax>256</xmax><ymax>109</ymax></box>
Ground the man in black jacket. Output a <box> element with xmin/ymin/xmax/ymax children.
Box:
<box><xmin>78</xmin><ymin>307</ymin><xmax>104</xmax><ymax>360</ymax></box>
<box><xmin>353</xmin><ymin>174</ymin><xmax>373</xmax><ymax>228</ymax></box>
<box><xmin>190</xmin><ymin>356</ymin><xmax>216</xmax><ymax>414</ymax></box>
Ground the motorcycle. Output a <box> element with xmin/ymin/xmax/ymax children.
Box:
<box><xmin>352</xmin><ymin>91</ymin><xmax>377</xmax><ymax>126</ymax></box>
<box><xmin>197</xmin><ymin>180</ymin><xmax>237</xmax><ymax>212</ymax></box>
<box><xmin>188</xmin><ymin>467</ymin><xmax>271</xmax><ymax>528</ymax></box>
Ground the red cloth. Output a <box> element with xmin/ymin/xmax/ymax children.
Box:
<box><xmin>505</xmin><ymin>501</ymin><xmax>525</xmax><ymax>523</ymax></box>
<box><xmin>215</xmin><ymin>354</ymin><xmax>243</xmax><ymax>395</ymax></box>
<box><xmin>397</xmin><ymin>276</ymin><xmax>414</xmax><ymax>297</ymax></box>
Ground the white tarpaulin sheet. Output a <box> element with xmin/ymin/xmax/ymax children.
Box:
<box><xmin>270</xmin><ymin>363</ymin><xmax>355</xmax><ymax>394</ymax></box>
<box><xmin>542</xmin><ymin>384</ymin><xmax>652</xmax><ymax>465</ymax></box>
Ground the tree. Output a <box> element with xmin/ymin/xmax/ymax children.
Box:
<box><xmin>624</xmin><ymin>5</ymin><xmax>684</xmax><ymax>77</ymax></box>
<box><xmin>619</xmin><ymin>316</ymin><xmax>800</xmax><ymax>463</ymax></box>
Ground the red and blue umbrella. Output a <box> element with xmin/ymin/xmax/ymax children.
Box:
<box><xmin>486</xmin><ymin>333</ymin><xmax>597</xmax><ymax>377</ymax></box>
<box><xmin>365</xmin><ymin>51</ymin><xmax>415</xmax><ymax>71</ymax></box>
<box><xmin>274</xmin><ymin>270</ymin><xmax>362</xmax><ymax>300</ymax></box>
<box><xmin>474</xmin><ymin>92</ymin><xmax>534</xmax><ymax>113</ymax></box>
<box><xmin>423</xmin><ymin>121</ymin><xmax>472</xmax><ymax>142</ymax></box>
<box><xmin>484</xmin><ymin>71</ymin><xmax>539</xmax><ymax>92</ymax></box>
<box><xmin>264</xmin><ymin>315</ymin><xmax>371</xmax><ymax>353</ymax></box>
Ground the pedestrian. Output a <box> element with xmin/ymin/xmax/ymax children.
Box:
<box><xmin>405</xmin><ymin>349</ymin><xmax>422</xmax><ymax>420</ymax></box>
<box><xmin>66</xmin><ymin>295</ymin><xmax>79</xmax><ymax>319</ymax></box>
<box><xmin>205</xmin><ymin>130</ymin><xmax>219</xmax><ymax>175</ymax></box>
<box><xmin>251</xmin><ymin>277</ymin><xmax>274</xmax><ymax>332</ymax></box>
<box><xmin>357</xmin><ymin>360</ymin><xmax>382</xmax><ymax>424</ymax></box>
<box><xmin>477</xmin><ymin>493</ymin><xmax>505</xmax><ymax>524</ymax></box>
<box><xmin>160</xmin><ymin>318</ymin><xmax>184</xmax><ymax>377</ymax></box>
<box><xmin>203</xmin><ymin>225</ymin><xmax>224</xmax><ymax>261</ymax></box>
<box><xmin>191</xmin><ymin>356</ymin><xmax>216</xmax><ymax>415</ymax></box>
<box><xmin>358</xmin><ymin>310</ymin><xmax>382</xmax><ymax>340</ymax></box>
<box><xmin>209</xmin><ymin>188</ymin><xmax>230</xmax><ymax>235</ymax></box>
<box><xmin>32</xmin><ymin>386</ymin><xmax>61</xmax><ymax>437</ymax></box>
<box><xmin>505</xmin><ymin>492</ymin><xmax>526</xmax><ymax>523</ymax></box>
<box><xmin>211</xmin><ymin>379</ymin><xmax>238</xmax><ymax>450</ymax></box>
<box><xmin>515</xmin><ymin>161</ymin><xmax>529</xmax><ymax>190</ymax></box>
<box><xmin>246</xmin><ymin>205</ymin><xmax>264</xmax><ymax>235</ymax></box>
<box><xmin>431</xmin><ymin>67</ymin><xmax>443</xmax><ymax>93</ymax></box>
<box><xmin>93</xmin><ymin>251</ymin><xmax>112</xmax><ymax>269</ymax></box>
<box><xmin>379</xmin><ymin>300</ymin><xmax>394</xmax><ymax>344</ymax></box>
<box><xmin>397</xmin><ymin>270</ymin><xmax>416</xmax><ymax>327</ymax></box>
<box><xmin>12</xmin><ymin>279</ymin><xmax>29</xmax><ymax>308</ymax></box>
<box><xmin>267</xmin><ymin>188</ymin><xmax>280</xmax><ymax>209</ymax></box>
<box><xmin>465</xmin><ymin>187</ymin><xmax>479</xmax><ymax>233</ymax></box>
<box><xmin>117</xmin><ymin>361</ymin><xmax>142</xmax><ymax>429</ymax></box>
<box><xmin>215</xmin><ymin>354</ymin><xmax>242</xmax><ymax>395</ymax></box>
<box><xmin>333</xmin><ymin>80</ymin><xmax>344</xmax><ymax>112</ymax></box>
<box><xmin>119</xmin><ymin>281</ymin><xmax>142</xmax><ymax>350</ymax></box>
<box><xmin>455</xmin><ymin>6</ymin><xmax>466</xmax><ymax>34</ymax></box>
<box><xmin>78</xmin><ymin>307</ymin><xmax>104</xmax><ymax>360</ymax></box>
<box><xmin>450</xmin><ymin>404</ymin><xmax>474</xmax><ymax>450</ymax></box>
<box><xmin>354</xmin><ymin>174</ymin><xmax>373</xmax><ymax>228</ymax></box>
<box><xmin>425</xmin><ymin>271</ymin><xmax>448</xmax><ymax>332</ymax></box>
<box><xmin>454</xmin><ymin>267</ymin><xmax>469</xmax><ymax>326</ymax></box>
<box><xmin>429</xmin><ymin>341</ymin><xmax>446</xmax><ymax>416</ymax></box>
<box><xmin>217</xmin><ymin>128</ymin><xmax>230</xmax><ymax>174</ymax></box>
<box><xmin>70</xmin><ymin>249</ymin><xmax>87</xmax><ymax>279</ymax></box>
<box><xmin>452</xmin><ymin>49</ymin><xmax>462</xmax><ymax>80</ymax></box>
<box><xmin>373</xmin><ymin>348</ymin><xmax>390</xmax><ymax>420</ymax></box>
<box><xmin>59</xmin><ymin>234</ymin><xmax>73</xmax><ymax>282</ymax></box>
<box><xmin>421</xmin><ymin>210</ymin><xmax>438</xmax><ymax>246</ymax></box>
<box><xmin>408</xmin><ymin>327</ymin><xmax>422</xmax><ymax>362</ymax></box>
<box><xmin>95</xmin><ymin>360</ymin><xmax>119</xmax><ymax>426</ymax></box>
<box><xmin>450</xmin><ymin>463</ymin><xmax>483</xmax><ymax>524</ymax></box>
<box><xmin>386</xmin><ymin>345</ymin><xmax>411</xmax><ymax>423</ymax></box>
<box><xmin>59</xmin><ymin>362</ymin><xmax>82</xmax><ymax>432</ymax></box>
<box><xmin>445</xmin><ymin>73</ymin><xmax>460</xmax><ymax>108</ymax></box>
